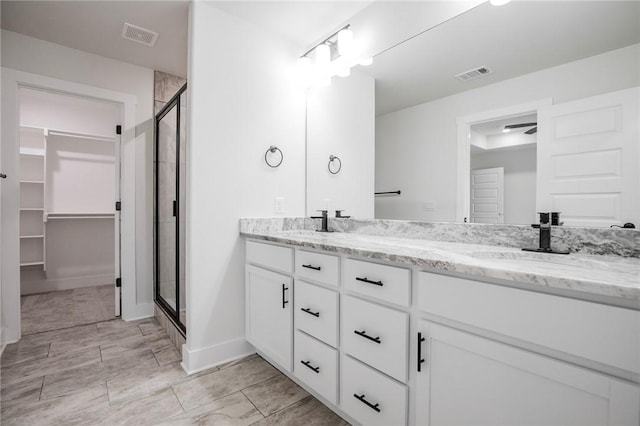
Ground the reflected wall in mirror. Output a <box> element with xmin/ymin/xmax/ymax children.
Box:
<box><xmin>307</xmin><ymin>1</ymin><xmax>640</xmax><ymax>227</ymax></box>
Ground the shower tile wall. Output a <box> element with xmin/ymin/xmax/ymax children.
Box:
<box><xmin>154</xmin><ymin>71</ymin><xmax>187</xmax><ymax>338</ymax></box>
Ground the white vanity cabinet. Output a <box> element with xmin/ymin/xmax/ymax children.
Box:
<box><xmin>415</xmin><ymin>321</ymin><xmax>640</xmax><ymax>425</ymax></box>
<box><xmin>416</xmin><ymin>271</ymin><xmax>640</xmax><ymax>425</ymax></box>
<box><xmin>245</xmin><ymin>238</ymin><xmax>640</xmax><ymax>426</ymax></box>
<box><xmin>245</xmin><ymin>241</ymin><xmax>294</xmax><ymax>371</ymax></box>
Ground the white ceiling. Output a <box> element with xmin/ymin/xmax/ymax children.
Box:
<box><xmin>1</xmin><ymin>1</ymin><xmax>190</xmax><ymax>77</ymax></box>
<box><xmin>0</xmin><ymin>1</ymin><xmax>371</xmax><ymax>78</ymax></box>
<box><xmin>365</xmin><ymin>1</ymin><xmax>640</xmax><ymax>116</ymax></box>
<box><xmin>3</xmin><ymin>1</ymin><xmax>638</xmax><ymax>116</ymax></box>
<box><xmin>211</xmin><ymin>1</ymin><xmax>372</xmax><ymax>50</ymax></box>
<box><xmin>472</xmin><ymin>113</ymin><xmax>537</xmax><ymax>137</ymax></box>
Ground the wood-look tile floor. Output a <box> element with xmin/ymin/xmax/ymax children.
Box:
<box><xmin>21</xmin><ymin>285</ymin><xmax>116</xmax><ymax>335</ymax></box>
<box><xmin>2</xmin><ymin>293</ymin><xmax>347</xmax><ymax>425</ymax></box>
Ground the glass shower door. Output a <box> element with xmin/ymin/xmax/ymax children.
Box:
<box><xmin>155</xmin><ymin>83</ymin><xmax>186</xmax><ymax>333</ymax></box>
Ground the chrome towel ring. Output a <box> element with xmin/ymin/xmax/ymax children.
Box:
<box><xmin>328</xmin><ymin>155</ymin><xmax>342</xmax><ymax>174</ymax></box>
<box><xmin>265</xmin><ymin>145</ymin><xmax>283</xmax><ymax>168</ymax></box>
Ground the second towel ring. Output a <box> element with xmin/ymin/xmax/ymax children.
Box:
<box><xmin>328</xmin><ymin>155</ymin><xmax>342</xmax><ymax>174</ymax></box>
<box><xmin>265</xmin><ymin>145</ymin><xmax>283</xmax><ymax>168</ymax></box>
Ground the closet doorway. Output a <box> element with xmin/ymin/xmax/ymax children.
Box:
<box><xmin>18</xmin><ymin>87</ymin><xmax>122</xmax><ymax>334</ymax></box>
<box><xmin>155</xmin><ymin>83</ymin><xmax>187</xmax><ymax>333</ymax></box>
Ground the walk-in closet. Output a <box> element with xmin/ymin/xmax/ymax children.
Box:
<box><xmin>18</xmin><ymin>88</ymin><xmax>121</xmax><ymax>333</ymax></box>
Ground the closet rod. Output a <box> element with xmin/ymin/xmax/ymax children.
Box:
<box><xmin>47</xmin><ymin>130</ymin><xmax>116</xmax><ymax>142</ymax></box>
<box><xmin>21</xmin><ymin>125</ymin><xmax>115</xmax><ymax>142</ymax></box>
<box><xmin>46</xmin><ymin>216</ymin><xmax>114</xmax><ymax>220</ymax></box>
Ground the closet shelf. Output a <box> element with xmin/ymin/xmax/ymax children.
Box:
<box><xmin>19</xmin><ymin>149</ymin><xmax>45</xmax><ymax>157</ymax></box>
<box><xmin>20</xmin><ymin>180</ymin><xmax>45</xmax><ymax>184</ymax></box>
<box><xmin>20</xmin><ymin>235</ymin><xmax>44</xmax><ymax>239</ymax></box>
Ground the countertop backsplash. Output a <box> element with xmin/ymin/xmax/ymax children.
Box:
<box><xmin>240</xmin><ymin>217</ymin><xmax>640</xmax><ymax>258</ymax></box>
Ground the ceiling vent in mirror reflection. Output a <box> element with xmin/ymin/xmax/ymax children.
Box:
<box><xmin>455</xmin><ymin>66</ymin><xmax>493</xmax><ymax>82</ymax></box>
<box><xmin>121</xmin><ymin>23</ymin><xmax>159</xmax><ymax>47</ymax></box>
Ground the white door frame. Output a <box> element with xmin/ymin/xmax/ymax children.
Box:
<box><xmin>455</xmin><ymin>98</ymin><xmax>552</xmax><ymax>223</ymax></box>
<box><xmin>1</xmin><ymin>68</ymin><xmax>137</xmax><ymax>345</ymax></box>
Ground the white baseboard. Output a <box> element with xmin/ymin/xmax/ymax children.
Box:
<box><xmin>20</xmin><ymin>274</ymin><xmax>114</xmax><ymax>295</ymax></box>
<box><xmin>181</xmin><ymin>338</ymin><xmax>255</xmax><ymax>375</ymax></box>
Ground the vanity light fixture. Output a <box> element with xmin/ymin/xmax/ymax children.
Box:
<box><xmin>490</xmin><ymin>0</ymin><xmax>511</xmax><ymax>5</ymax></box>
<box><xmin>297</xmin><ymin>24</ymin><xmax>373</xmax><ymax>89</ymax></box>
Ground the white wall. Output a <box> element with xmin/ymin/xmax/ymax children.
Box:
<box><xmin>1</xmin><ymin>30</ymin><xmax>154</xmax><ymax>341</ymax></box>
<box><xmin>376</xmin><ymin>44</ymin><xmax>640</xmax><ymax>221</ymax></box>
<box><xmin>20</xmin><ymin>88</ymin><xmax>120</xmax><ymax>137</ymax></box>
<box><xmin>307</xmin><ymin>71</ymin><xmax>375</xmax><ymax>218</ymax></box>
<box><xmin>184</xmin><ymin>2</ymin><xmax>306</xmax><ymax>372</ymax></box>
<box><xmin>471</xmin><ymin>146</ymin><xmax>536</xmax><ymax>225</ymax></box>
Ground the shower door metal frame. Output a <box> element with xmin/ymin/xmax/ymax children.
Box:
<box><xmin>154</xmin><ymin>82</ymin><xmax>187</xmax><ymax>334</ymax></box>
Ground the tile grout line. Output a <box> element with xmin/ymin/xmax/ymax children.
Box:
<box><xmin>241</xmin><ymin>389</ymin><xmax>267</xmax><ymax>418</ymax></box>
<box><xmin>169</xmin><ymin>385</ymin><xmax>187</xmax><ymax>415</ymax></box>
<box><xmin>38</xmin><ymin>375</ymin><xmax>45</xmax><ymax>401</ymax></box>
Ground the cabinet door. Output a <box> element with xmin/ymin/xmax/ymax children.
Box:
<box><xmin>246</xmin><ymin>265</ymin><xmax>293</xmax><ymax>371</ymax></box>
<box><xmin>415</xmin><ymin>321</ymin><xmax>640</xmax><ymax>426</ymax></box>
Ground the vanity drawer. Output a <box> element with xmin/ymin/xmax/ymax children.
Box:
<box><xmin>246</xmin><ymin>240</ymin><xmax>293</xmax><ymax>274</ymax></box>
<box><xmin>294</xmin><ymin>281</ymin><xmax>338</xmax><ymax>347</ymax></box>
<box><xmin>344</xmin><ymin>259</ymin><xmax>410</xmax><ymax>307</ymax></box>
<box><xmin>341</xmin><ymin>355</ymin><xmax>407</xmax><ymax>426</ymax></box>
<box><xmin>342</xmin><ymin>296</ymin><xmax>408</xmax><ymax>383</ymax></box>
<box><xmin>295</xmin><ymin>250</ymin><xmax>339</xmax><ymax>287</ymax></box>
<box><xmin>294</xmin><ymin>330</ymin><xmax>338</xmax><ymax>405</ymax></box>
<box><xmin>419</xmin><ymin>272</ymin><xmax>640</xmax><ymax>374</ymax></box>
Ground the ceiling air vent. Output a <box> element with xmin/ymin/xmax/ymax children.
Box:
<box><xmin>121</xmin><ymin>23</ymin><xmax>159</xmax><ymax>47</ymax></box>
<box><xmin>455</xmin><ymin>66</ymin><xmax>493</xmax><ymax>82</ymax></box>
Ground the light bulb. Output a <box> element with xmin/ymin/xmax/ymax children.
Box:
<box><xmin>502</xmin><ymin>128</ymin><xmax>511</xmax><ymax>133</ymax></box>
<box><xmin>359</xmin><ymin>57</ymin><xmax>373</xmax><ymax>66</ymax></box>
<box><xmin>490</xmin><ymin>0</ymin><xmax>511</xmax><ymax>5</ymax></box>
<box><xmin>337</xmin><ymin>28</ymin><xmax>354</xmax><ymax>57</ymax></box>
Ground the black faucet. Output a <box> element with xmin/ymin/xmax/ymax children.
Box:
<box><xmin>335</xmin><ymin>210</ymin><xmax>351</xmax><ymax>219</ymax></box>
<box><xmin>523</xmin><ymin>212</ymin><xmax>569</xmax><ymax>254</ymax></box>
<box><xmin>310</xmin><ymin>210</ymin><xmax>333</xmax><ymax>233</ymax></box>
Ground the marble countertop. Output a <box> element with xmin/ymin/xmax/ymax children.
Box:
<box><xmin>241</xmin><ymin>229</ymin><xmax>640</xmax><ymax>308</ymax></box>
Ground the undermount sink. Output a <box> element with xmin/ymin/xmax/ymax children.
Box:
<box><xmin>471</xmin><ymin>250</ymin><xmax>611</xmax><ymax>270</ymax></box>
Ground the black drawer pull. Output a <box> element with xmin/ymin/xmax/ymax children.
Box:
<box><xmin>355</xmin><ymin>277</ymin><xmax>383</xmax><ymax>286</ymax></box>
<box><xmin>282</xmin><ymin>284</ymin><xmax>289</xmax><ymax>309</ymax></box>
<box><xmin>354</xmin><ymin>330</ymin><xmax>381</xmax><ymax>344</ymax></box>
<box><xmin>417</xmin><ymin>332</ymin><xmax>426</xmax><ymax>372</ymax></box>
<box><xmin>302</xmin><ymin>264</ymin><xmax>321</xmax><ymax>271</ymax></box>
<box><xmin>300</xmin><ymin>360</ymin><xmax>320</xmax><ymax>373</ymax></box>
<box><xmin>300</xmin><ymin>307</ymin><xmax>320</xmax><ymax>318</ymax></box>
<box><xmin>354</xmin><ymin>394</ymin><xmax>380</xmax><ymax>413</ymax></box>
